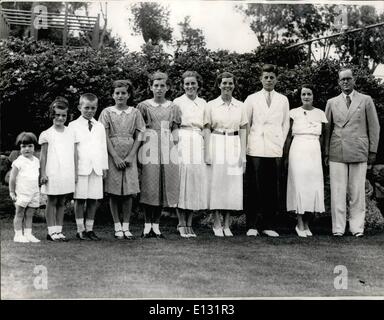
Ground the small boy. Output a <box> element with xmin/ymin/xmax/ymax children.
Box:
<box><xmin>68</xmin><ymin>93</ymin><xmax>108</xmax><ymax>240</ymax></box>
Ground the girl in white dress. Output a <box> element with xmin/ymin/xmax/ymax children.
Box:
<box><xmin>286</xmin><ymin>85</ymin><xmax>327</xmax><ymax>237</ymax></box>
<box><xmin>173</xmin><ymin>71</ymin><xmax>209</xmax><ymax>238</ymax></box>
<box><xmin>39</xmin><ymin>97</ymin><xmax>77</xmax><ymax>241</ymax></box>
<box><xmin>205</xmin><ymin>72</ymin><xmax>247</xmax><ymax>237</ymax></box>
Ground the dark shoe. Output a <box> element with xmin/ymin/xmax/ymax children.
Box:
<box><xmin>76</xmin><ymin>231</ymin><xmax>90</xmax><ymax>240</ymax></box>
<box><xmin>123</xmin><ymin>230</ymin><xmax>135</xmax><ymax>240</ymax></box>
<box><xmin>141</xmin><ymin>232</ymin><xmax>151</xmax><ymax>238</ymax></box>
<box><xmin>154</xmin><ymin>233</ymin><xmax>165</xmax><ymax>239</ymax></box>
<box><xmin>353</xmin><ymin>232</ymin><xmax>364</xmax><ymax>238</ymax></box>
<box><xmin>333</xmin><ymin>232</ymin><xmax>344</xmax><ymax>237</ymax></box>
<box><xmin>86</xmin><ymin>231</ymin><xmax>100</xmax><ymax>241</ymax></box>
<box><xmin>149</xmin><ymin>229</ymin><xmax>157</xmax><ymax>238</ymax></box>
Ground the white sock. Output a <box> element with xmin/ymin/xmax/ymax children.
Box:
<box><xmin>143</xmin><ymin>223</ymin><xmax>151</xmax><ymax>234</ymax></box>
<box><xmin>76</xmin><ymin>219</ymin><xmax>85</xmax><ymax>232</ymax></box>
<box><xmin>152</xmin><ymin>223</ymin><xmax>160</xmax><ymax>234</ymax></box>
<box><xmin>57</xmin><ymin>226</ymin><xmax>63</xmax><ymax>233</ymax></box>
<box><xmin>15</xmin><ymin>230</ymin><xmax>23</xmax><ymax>237</ymax></box>
<box><xmin>114</xmin><ymin>223</ymin><xmax>122</xmax><ymax>232</ymax></box>
<box><xmin>122</xmin><ymin>222</ymin><xmax>129</xmax><ymax>232</ymax></box>
<box><xmin>85</xmin><ymin>219</ymin><xmax>94</xmax><ymax>232</ymax></box>
<box><xmin>48</xmin><ymin>226</ymin><xmax>55</xmax><ymax>235</ymax></box>
<box><xmin>24</xmin><ymin>228</ymin><xmax>32</xmax><ymax>235</ymax></box>
<box><xmin>54</xmin><ymin>226</ymin><xmax>60</xmax><ymax>234</ymax></box>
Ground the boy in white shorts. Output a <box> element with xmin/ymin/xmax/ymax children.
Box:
<box><xmin>68</xmin><ymin>93</ymin><xmax>108</xmax><ymax>240</ymax></box>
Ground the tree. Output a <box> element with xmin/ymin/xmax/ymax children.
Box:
<box><xmin>237</xmin><ymin>3</ymin><xmax>329</xmax><ymax>46</ymax></box>
<box><xmin>129</xmin><ymin>2</ymin><xmax>173</xmax><ymax>45</ymax></box>
<box><xmin>321</xmin><ymin>5</ymin><xmax>384</xmax><ymax>72</ymax></box>
<box><xmin>175</xmin><ymin>16</ymin><xmax>206</xmax><ymax>52</ymax></box>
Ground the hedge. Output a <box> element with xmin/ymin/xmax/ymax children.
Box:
<box><xmin>1</xmin><ymin>37</ymin><xmax>384</xmax><ymax>160</ymax></box>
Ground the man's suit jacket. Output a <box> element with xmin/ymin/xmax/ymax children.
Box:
<box><xmin>244</xmin><ymin>89</ymin><xmax>290</xmax><ymax>157</ymax></box>
<box><xmin>325</xmin><ymin>91</ymin><xmax>380</xmax><ymax>163</ymax></box>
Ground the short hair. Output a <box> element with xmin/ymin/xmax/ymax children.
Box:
<box><xmin>49</xmin><ymin>96</ymin><xmax>69</xmax><ymax>119</ymax></box>
<box><xmin>112</xmin><ymin>79</ymin><xmax>134</xmax><ymax>104</ymax></box>
<box><xmin>338</xmin><ymin>68</ymin><xmax>354</xmax><ymax>78</ymax></box>
<box><xmin>148</xmin><ymin>71</ymin><xmax>171</xmax><ymax>87</ymax></box>
<box><xmin>300</xmin><ymin>83</ymin><xmax>316</xmax><ymax>97</ymax></box>
<box><xmin>215</xmin><ymin>71</ymin><xmax>237</xmax><ymax>88</ymax></box>
<box><xmin>181</xmin><ymin>70</ymin><xmax>203</xmax><ymax>87</ymax></box>
<box><xmin>261</xmin><ymin>64</ymin><xmax>278</xmax><ymax>76</ymax></box>
<box><xmin>79</xmin><ymin>93</ymin><xmax>98</xmax><ymax>106</ymax></box>
<box><xmin>15</xmin><ymin>132</ymin><xmax>37</xmax><ymax>147</ymax></box>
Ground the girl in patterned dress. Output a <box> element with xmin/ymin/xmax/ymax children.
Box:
<box><xmin>137</xmin><ymin>72</ymin><xmax>181</xmax><ymax>238</ymax></box>
<box><xmin>99</xmin><ymin>80</ymin><xmax>146</xmax><ymax>239</ymax></box>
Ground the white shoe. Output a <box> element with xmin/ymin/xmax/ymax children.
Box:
<box><xmin>223</xmin><ymin>228</ymin><xmax>233</xmax><ymax>237</ymax></box>
<box><xmin>305</xmin><ymin>228</ymin><xmax>313</xmax><ymax>237</ymax></box>
<box><xmin>14</xmin><ymin>234</ymin><xmax>29</xmax><ymax>243</ymax></box>
<box><xmin>295</xmin><ymin>226</ymin><xmax>307</xmax><ymax>238</ymax></box>
<box><xmin>24</xmin><ymin>233</ymin><xmax>40</xmax><ymax>243</ymax></box>
<box><xmin>246</xmin><ymin>229</ymin><xmax>259</xmax><ymax>237</ymax></box>
<box><xmin>262</xmin><ymin>230</ymin><xmax>279</xmax><ymax>237</ymax></box>
<box><xmin>213</xmin><ymin>227</ymin><xmax>224</xmax><ymax>237</ymax></box>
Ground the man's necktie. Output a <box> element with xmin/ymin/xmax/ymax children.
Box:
<box><xmin>88</xmin><ymin>120</ymin><xmax>93</xmax><ymax>131</ymax></box>
<box><xmin>266</xmin><ymin>92</ymin><xmax>271</xmax><ymax>107</ymax></box>
<box><xmin>346</xmin><ymin>95</ymin><xmax>351</xmax><ymax>109</ymax></box>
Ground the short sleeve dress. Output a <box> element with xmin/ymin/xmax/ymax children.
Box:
<box><xmin>173</xmin><ymin>94</ymin><xmax>209</xmax><ymax>210</ymax></box>
<box><xmin>137</xmin><ymin>99</ymin><xmax>181</xmax><ymax>207</ymax></box>
<box><xmin>39</xmin><ymin>126</ymin><xmax>76</xmax><ymax>195</ymax></box>
<box><xmin>98</xmin><ymin>106</ymin><xmax>146</xmax><ymax>195</ymax></box>
<box><xmin>205</xmin><ymin>96</ymin><xmax>248</xmax><ymax>211</ymax></box>
<box><xmin>286</xmin><ymin>107</ymin><xmax>328</xmax><ymax>214</ymax></box>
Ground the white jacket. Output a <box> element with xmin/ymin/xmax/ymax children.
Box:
<box><xmin>245</xmin><ymin>89</ymin><xmax>290</xmax><ymax>157</ymax></box>
<box><xmin>68</xmin><ymin>116</ymin><xmax>108</xmax><ymax>175</ymax></box>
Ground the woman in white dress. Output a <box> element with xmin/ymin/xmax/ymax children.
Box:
<box><xmin>205</xmin><ymin>72</ymin><xmax>247</xmax><ymax>237</ymax></box>
<box><xmin>286</xmin><ymin>84</ymin><xmax>328</xmax><ymax>237</ymax></box>
<box><xmin>173</xmin><ymin>71</ymin><xmax>209</xmax><ymax>238</ymax></box>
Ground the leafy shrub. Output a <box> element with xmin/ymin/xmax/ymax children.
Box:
<box><xmin>1</xmin><ymin>37</ymin><xmax>384</xmax><ymax>160</ymax></box>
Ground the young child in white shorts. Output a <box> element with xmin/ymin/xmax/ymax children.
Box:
<box><xmin>9</xmin><ymin>132</ymin><xmax>41</xmax><ymax>243</ymax></box>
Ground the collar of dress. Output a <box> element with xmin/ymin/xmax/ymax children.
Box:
<box><xmin>147</xmin><ymin>99</ymin><xmax>172</xmax><ymax>108</ymax></box>
<box><xmin>110</xmin><ymin>106</ymin><xmax>133</xmax><ymax>115</ymax></box>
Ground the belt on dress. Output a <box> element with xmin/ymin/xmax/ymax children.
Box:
<box><xmin>179</xmin><ymin>125</ymin><xmax>202</xmax><ymax>131</ymax></box>
<box><xmin>212</xmin><ymin>130</ymin><xmax>239</xmax><ymax>136</ymax></box>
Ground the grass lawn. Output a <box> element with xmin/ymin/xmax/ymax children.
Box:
<box><xmin>1</xmin><ymin>216</ymin><xmax>384</xmax><ymax>299</ymax></box>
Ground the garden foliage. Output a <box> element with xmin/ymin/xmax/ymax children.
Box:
<box><xmin>1</xmin><ymin>37</ymin><xmax>384</xmax><ymax>158</ymax></box>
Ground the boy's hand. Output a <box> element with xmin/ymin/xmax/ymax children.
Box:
<box><xmin>9</xmin><ymin>192</ymin><xmax>16</xmax><ymax>202</ymax></box>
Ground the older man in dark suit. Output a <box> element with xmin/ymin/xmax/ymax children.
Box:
<box><xmin>325</xmin><ymin>68</ymin><xmax>380</xmax><ymax>237</ymax></box>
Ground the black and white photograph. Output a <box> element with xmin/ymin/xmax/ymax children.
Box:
<box><xmin>1</xmin><ymin>0</ymin><xmax>384</xmax><ymax>303</ymax></box>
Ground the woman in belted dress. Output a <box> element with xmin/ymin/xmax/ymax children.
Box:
<box><xmin>205</xmin><ymin>72</ymin><xmax>248</xmax><ymax>237</ymax></box>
